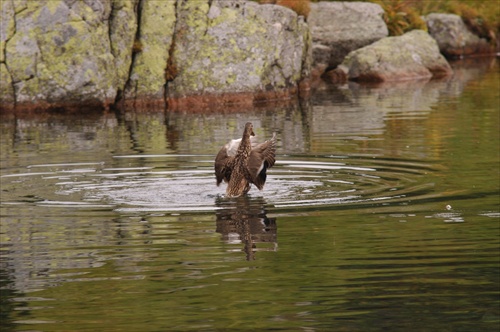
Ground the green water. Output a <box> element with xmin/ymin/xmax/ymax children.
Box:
<box><xmin>1</xmin><ymin>58</ymin><xmax>499</xmax><ymax>331</ymax></box>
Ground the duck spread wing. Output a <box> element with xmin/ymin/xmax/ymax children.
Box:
<box><xmin>225</xmin><ymin>139</ymin><xmax>240</xmax><ymax>157</ymax></box>
<box><xmin>214</xmin><ymin>146</ymin><xmax>235</xmax><ymax>186</ymax></box>
<box><xmin>225</xmin><ymin>136</ymin><xmax>258</xmax><ymax>157</ymax></box>
<box><xmin>247</xmin><ymin>133</ymin><xmax>276</xmax><ymax>190</ymax></box>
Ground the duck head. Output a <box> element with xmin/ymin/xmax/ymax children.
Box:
<box><xmin>244</xmin><ymin>122</ymin><xmax>255</xmax><ymax>137</ymax></box>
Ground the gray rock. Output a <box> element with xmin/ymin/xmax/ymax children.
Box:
<box><xmin>0</xmin><ymin>63</ymin><xmax>15</xmax><ymax>105</ymax></box>
<box><xmin>110</xmin><ymin>0</ymin><xmax>139</xmax><ymax>95</ymax></box>
<box><xmin>3</xmin><ymin>0</ymin><xmax>118</xmax><ymax>107</ymax></box>
<box><xmin>1</xmin><ymin>0</ymin><xmax>310</xmax><ymax>110</ymax></box>
<box><xmin>0</xmin><ymin>0</ymin><xmax>16</xmax><ymax>105</ymax></box>
<box><xmin>123</xmin><ymin>1</ymin><xmax>175</xmax><ymax>102</ymax></box>
<box><xmin>335</xmin><ymin>30</ymin><xmax>453</xmax><ymax>82</ymax></box>
<box><xmin>166</xmin><ymin>0</ymin><xmax>310</xmax><ymax>103</ymax></box>
<box><xmin>308</xmin><ymin>1</ymin><xmax>388</xmax><ymax>75</ymax></box>
<box><xmin>425</xmin><ymin>13</ymin><xmax>494</xmax><ymax>58</ymax></box>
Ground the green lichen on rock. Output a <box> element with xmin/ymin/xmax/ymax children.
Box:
<box><xmin>169</xmin><ymin>0</ymin><xmax>215</xmax><ymax>95</ymax></box>
<box><xmin>109</xmin><ymin>0</ymin><xmax>138</xmax><ymax>91</ymax></box>
<box><xmin>1</xmin><ymin>0</ymin><xmax>16</xmax><ymax>63</ymax></box>
<box><xmin>0</xmin><ymin>63</ymin><xmax>15</xmax><ymax>103</ymax></box>
<box><xmin>2</xmin><ymin>0</ymin><xmax>310</xmax><ymax>108</ymax></box>
<box><xmin>0</xmin><ymin>0</ymin><xmax>16</xmax><ymax>103</ymax></box>
<box><xmin>168</xmin><ymin>0</ymin><xmax>310</xmax><ymax>99</ymax></box>
<box><xmin>124</xmin><ymin>0</ymin><xmax>176</xmax><ymax>100</ymax></box>
<box><xmin>5</xmin><ymin>0</ymin><xmax>118</xmax><ymax>104</ymax></box>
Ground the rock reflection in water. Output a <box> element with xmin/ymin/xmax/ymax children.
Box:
<box><xmin>215</xmin><ymin>196</ymin><xmax>277</xmax><ymax>261</ymax></box>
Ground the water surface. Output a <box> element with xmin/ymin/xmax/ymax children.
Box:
<box><xmin>1</xmin><ymin>58</ymin><xmax>499</xmax><ymax>331</ymax></box>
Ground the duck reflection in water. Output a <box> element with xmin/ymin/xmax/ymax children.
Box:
<box><xmin>215</xmin><ymin>196</ymin><xmax>277</xmax><ymax>261</ymax></box>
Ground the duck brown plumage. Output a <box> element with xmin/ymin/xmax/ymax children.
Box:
<box><xmin>215</xmin><ymin>122</ymin><xmax>276</xmax><ymax>197</ymax></box>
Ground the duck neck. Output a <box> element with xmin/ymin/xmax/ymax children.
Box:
<box><xmin>237</xmin><ymin>133</ymin><xmax>252</xmax><ymax>158</ymax></box>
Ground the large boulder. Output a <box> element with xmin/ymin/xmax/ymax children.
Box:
<box><xmin>110</xmin><ymin>0</ymin><xmax>140</xmax><ymax>97</ymax></box>
<box><xmin>425</xmin><ymin>13</ymin><xmax>495</xmax><ymax>58</ymax></box>
<box><xmin>308</xmin><ymin>1</ymin><xmax>388</xmax><ymax>78</ymax></box>
<box><xmin>122</xmin><ymin>1</ymin><xmax>176</xmax><ymax>103</ymax></box>
<box><xmin>0</xmin><ymin>0</ymin><xmax>15</xmax><ymax>106</ymax></box>
<box><xmin>332</xmin><ymin>30</ymin><xmax>453</xmax><ymax>83</ymax></box>
<box><xmin>166</xmin><ymin>0</ymin><xmax>311</xmax><ymax>109</ymax></box>
<box><xmin>0</xmin><ymin>0</ymin><xmax>310</xmax><ymax>111</ymax></box>
<box><xmin>1</xmin><ymin>0</ymin><xmax>136</xmax><ymax>108</ymax></box>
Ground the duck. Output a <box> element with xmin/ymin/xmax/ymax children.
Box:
<box><xmin>215</xmin><ymin>122</ymin><xmax>276</xmax><ymax>197</ymax></box>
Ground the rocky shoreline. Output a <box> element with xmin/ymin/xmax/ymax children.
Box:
<box><xmin>0</xmin><ymin>0</ymin><xmax>496</xmax><ymax>112</ymax></box>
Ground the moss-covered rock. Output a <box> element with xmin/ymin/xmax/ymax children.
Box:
<box><xmin>4</xmin><ymin>0</ymin><xmax>118</xmax><ymax>106</ymax></box>
<box><xmin>0</xmin><ymin>63</ymin><xmax>15</xmax><ymax>105</ymax></box>
<box><xmin>0</xmin><ymin>0</ymin><xmax>16</xmax><ymax>64</ymax></box>
<box><xmin>109</xmin><ymin>0</ymin><xmax>138</xmax><ymax>93</ymax></box>
<box><xmin>1</xmin><ymin>0</ymin><xmax>310</xmax><ymax>110</ymax></box>
<box><xmin>123</xmin><ymin>0</ymin><xmax>176</xmax><ymax>101</ymax></box>
<box><xmin>0</xmin><ymin>0</ymin><xmax>16</xmax><ymax>105</ymax></box>
<box><xmin>167</xmin><ymin>0</ymin><xmax>310</xmax><ymax>100</ymax></box>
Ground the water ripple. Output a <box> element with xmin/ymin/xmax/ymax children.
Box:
<box><xmin>1</xmin><ymin>155</ymin><xmax>444</xmax><ymax>214</ymax></box>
